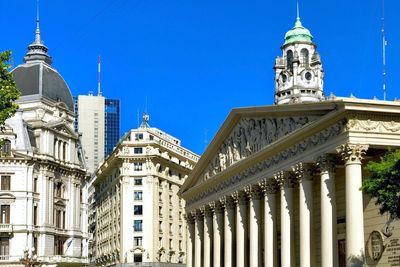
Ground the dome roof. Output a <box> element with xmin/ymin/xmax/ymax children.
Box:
<box><xmin>11</xmin><ymin>18</ymin><xmax>74</xmax><ymax>111</ymax></box>
<box><xmin>12</xmin><ymin>63</ymin><xmax>74</xmax><ymax>111</ymax></box>
<box><xmin>284</xmin><ymin>18</ymin><xmax>313</xmax><ymax>45</ymax></box>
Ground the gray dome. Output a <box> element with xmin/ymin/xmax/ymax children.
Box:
<box><xmin>11</xmin><ymin>18</ymin><xmax>74</xmax><ymax>111</ymax></box>
<box><xmin>12</xmin><ymin>63</ymin><xmax>74</xmax><ymax>111</ymax></box>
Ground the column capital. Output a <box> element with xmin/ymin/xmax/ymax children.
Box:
<box><xmin>200</xmin><ymin>205</ymin><xmax>213</xmax><ymax>217</ymax></box>
<box><xmin>231</xmin><ymin>190</ymin><xmax>248</xmax><ymax>205</ymax></box>
<box><xmin>292</xmin><ymin>162</ymin><xmax>316</xmax><ymax>181</ymax></box>
<box><xmin>244</xmin><ymin>185</ymin><xmax>262</xmax><ymax>200</ymax></box>
<box><xmin>209</xmin><ymin>201</ymin><xmax>224</xmax><ymax>214</ymax></box>
<box><xmin>316</xmin><ymin>154</ymin><xmax>337</xmax><ymax>173</ymax></box>
<box><xmin>219</xmin><ymin>196</ymin><xmax>235</xmax><ymax>209</ymax></box>
<box><xmin>259</xmin><ymin>178</ymin><xmax>279</xmax><ymax>195</ymax></box>
<box><xmin>184</xmin><ymin>213</ymin><xmax>195</xmax><ymax>224</ymax></box>
<box><xmin>191</xmin><ymin>210</ymin><xmax>204</xmax><ymax>221</ymax></box>
<box><xmin>336</xmin><ymin>143</ymin><xmax>369</xmax><ymax>164</ymax></box>
<box><xmin>275</xmin><ymin>171</ymin><xmax>297</xmax><ymax>188</ymax></box>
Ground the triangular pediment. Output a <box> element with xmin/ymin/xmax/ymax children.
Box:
<box><xmin>181</xmin><ymin>103</ymin><xmax>338</xmax><ymax>192</ymax></box>
<box><xmin>46</xmin><ymin>121</ymin><xmax>78</xmax><ymax>139</ymax></box>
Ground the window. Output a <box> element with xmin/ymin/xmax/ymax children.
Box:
<box><xmin>134</xmin><ymin>178</ymin><xmax>143</xmax><ymax>186</ymax></box>
<box><xmin>33</xmin><ymin>206</ymin><xmax>38</xmax><ymax>225</ymax></box>
<box><xmin>134</xmin><ymin>254</ymin><xmax>143</xmax><ymax>262</ymax></box>
<box><xmin>134</xmin><ymin>237</ymin><xmax>143</xmax><ymax>246</ymax></box>
<box><xmin>55</xmin><ymin>210</ymin><xmax>62</xmax><ymax>228</ymax></box>
<box><xmin>0</xmin><ymin>205</ymin><xmax>10</xmax><ymax>224</ymax></box>
<box><xmin>134</xmin><ymin>147</ymin><xmax>143</xmax><ymax>154</ymax></box>
<box><xmin>159</xmin><ymin>207</ymin><xmax>162</xmax><ymax>216</ymax></box>
<box><xmin>1</xmin><ymin>176</ymin><xmax>10</xmax><ymax>191</ymax></box>
<box><xmin>33</xmin><ymin>237</ymin><xmax>38</xmax><ymax>253</ymax></box>
<box><xmin>169</xmin><ymin>239</ymin><xmax>173</xmax><ymax>249</ymax></box>
<box><xmin>179</xmin><ymin>240</ymin><xmax>182</xmax><ymax>250</ymax></box>
<box><xmin>134</xmin><ymin>205</ymin><xmax>143</xmax><ymax>215</ymax></box>
<box><xmin>0</xmin><ymin>238</ymin><xmax>9</xmax><ymax>257</ymax></box>
<box><xmin>301</xmin><ymin>48</ymin><xmax>309</xmax><ymax>66</ymax></box>
<box><xmin>134</xmin><ymin>191</ymin><xmax>143</xmax><ymax>201</ymax></box>
<box><xmin>286</xmin><ymin>50</ymin><xmax>294</xmax><ymax>71</ymax></box>
<box><xmin>134</xmin><ymin>163</ymin><xmax>143</xmax><ymax>171</ymax></box>
<box><xmin>134</xmin><ymin>220</ymin><xmax>143</xmax><ymax>232</ymax></box>
<box><xmin>54</xmin><ymin>236</ymin><xmax>65</xmax><ymax>255</ymax></box>
<box><xmin>33</xmin><ymin>178</ymin><xmax>38</xmax><ymax>193</ymax></box>
<box><xmin>55</xmin><ymin>183</ymin><xmax>63</xmax><ymax>198</ymax></box>
<box><xmin>135</xmin><ymin>133</ymin><xmax>143</xmax><ymax>140</ymax></box>
<box><xmin>169</xmin><ymin>223</ymin><xmax>173</xmax><ymax>233</ymax></box>
<box><xmin>0</xmin><ymin>140</ymin><xmax>11</xmax><ymax>156</ymax></box>
<box><xmin>159</xmin><ymin>221</ymin><xmax>163</xmax><ymax>232</ymax></box>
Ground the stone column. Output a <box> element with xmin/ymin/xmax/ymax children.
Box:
<box><xmin>220</xmin><ymin>196</ymin><xmax>235</xmax><ymax>267</ymax></box>
<box><xmin>293</xmin><ymin>163</ymin><xmax>315</xmax><ymax>267</ymax></box>
<box><xmin>193</xmin><ymin>211</ymin><xmax>203</xmax><ymax>267</ymax></box>
<box><xmin>246</xmin><ymin>185</ymin><xmax>262</xmax><ymax>267</ymax></box>
<box><xmin>259</xmin><ymin>178</ymin><xmax>279</xmax><ymax>267</ymax></box>
<box><xmin>232</xmin><ymin>190</ymin><xmax>248</xmax><ymax>267</ymax></box>
<box><xmin>201</xmin><ymin>205</ymin><xmax>213</xmax><ymax>267</ymax></box>
<box><xmin>317</xmin><ymin>155</ymin><xmax>338</xmax><ymax>267</ymax></box>
<box><xmin>276</xmin><ymin>171</ymin><xmax>296</xmax><ymax>267</ymax></box>
<box><xmin>338</xmin><ymin>144</ymin><xmax>368</xmax><ymax>267</ymax></box>
<box><xmin>185</xmin><ymin>214</ymin><xmax>195</xmax><ymax>267</ymax></box>
<box><xmin>210</xmin><ymin>201</ymin><xmax>223</xmax><ymax>267</ymax></box>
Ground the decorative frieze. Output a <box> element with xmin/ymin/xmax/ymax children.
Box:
<box><xmin>187</xmin><ymin>120</ymin><xmax>345</xmax><ymax>206</ymax></box>
<box><xmin>202</xmin><ymin>116</ymin><xmax>316</xmax><ymax>181</ymax></box>
<box><xmin>347</xmin><ymin>116</ymin><xmax>400</xmax><ymax>133</ymax></box>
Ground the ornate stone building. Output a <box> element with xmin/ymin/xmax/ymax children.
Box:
<box><xmin>0</xmin><ymin>16</ymin><xmax>88</xmax><ymax>266</ymax></box>
<box><xmin>93</xmin><ymin>115</ymin><xmax>199</xmax><ymax>266</ymax></box>
<box><xmin>179</xmin><ymin>15</ymin><xmax>400</xmax><ymax>267</ymax></box>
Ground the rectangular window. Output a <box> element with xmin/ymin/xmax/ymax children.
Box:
<box><xmin>33</xmin><ymin>178</ymin><xmax>38</xmax><ymax>193</ymax></box>
<box><xmin>54</xmin><ymin>236</ymin><xmax>64</xmax><ymax>255</ymax></box>
<box><xmin>134</xmin><ymin>178</ymin><xmax>143</xmax><ymax>186</ymax></box>
<box><xmin>1</xmin><ymin>176</ymin><xmax>10</xmax><ymax>191</ymax></box>
<box><xmin>33</xmin><ymin>206</ymin><xmax>38</xmax><ymax>225</ymax></box>
<box><xmin>134</xmin><ymin>254</ymin><xmax>143</xmax><ymax>262</ymax></box>
<box><xmin>134</xmin><ymin>236</ymin><xmax>143</xmax><ymax>246</ymax></box>
<box><xmin>169</xmin><ymin>238</ymin><xmax>173</xmax><ymax>249</ymax></box>
<box><xmin>0</xmin><ymin>238</ymin><xmax>9</xmax><ymax>256</ymax></box>
<box><xmin>134</xmin><ymin>191</ymin><xmax>143</xmax><ymax>201</ymax></box>
<box><xmin>135</xmin><ymin>133</ymin><xmax>143</xmax><ymax>140</ymax></box>
<box><xmin>0</xmin><ymin>205</ymin><xmax>10</xmax><ymax>224</ymax></box>
<box><xmin>134</xmin><ymin>163</ymin><xmax>143</xmax><ymax>171</ymax></box>
<box><xmin>134</xmin><ymin>147</ymin><xmax>143</xmax><ymax>154</ymax></box>
<box><xmin>134</xmin><ymin>205</ymin><xmax>143</xmax><ymax>215</ymax></box>
<box><xmin>134</xmin><ymin>220</ymin><xmax>143</xmax><ymax>232</ymax></box>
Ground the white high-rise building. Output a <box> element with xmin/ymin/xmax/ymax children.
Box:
<box><xmin>0</xmin><ymin>15</ymin><xmax>88</xmax><ymax>266</ymax></box>
<box><xmin>92</xmin><ymin>115</ymin><xmax>199</xmax><ymax>266</ymax></box>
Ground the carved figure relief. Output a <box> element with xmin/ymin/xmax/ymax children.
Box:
<box><xmin>201</xmin><ymin>116</ymin><xmax>314</xmax><ymax>181</ymax></box>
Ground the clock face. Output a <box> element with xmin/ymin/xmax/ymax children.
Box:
<box><xmin>305</xmin><ymin>72</ymin><xmax>312</xmax><ymax>81</ymax></box>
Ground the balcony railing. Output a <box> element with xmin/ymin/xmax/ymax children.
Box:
<box><xmin>0</xmin><ymin>223</ymin><xmax>13</xmax><ymax>233</ymax></box>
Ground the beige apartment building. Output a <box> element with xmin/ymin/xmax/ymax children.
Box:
<box><xmin>179</xmin><ymin>15</ymin><xmax>400</xmax><ymax>267</ymax></box>
<box><xmin>93</xmin><ymin>115</ymin><xmax>199</xmax><ymax>266</ymax></box>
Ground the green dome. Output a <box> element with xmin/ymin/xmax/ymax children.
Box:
<box><xmin>284</xmin><ymin>18</ymin><xmax>313</xmax><ymax>45</ymax></box>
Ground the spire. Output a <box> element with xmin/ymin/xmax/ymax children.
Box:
<box><xmin>295</xmin><ymin>0</ymin><xmax>302</xmax><ymax>27</ymax></box>
<box><xmin>23</xmin><ymin>0</ymin><xmax>52</xmax><ymax>65</ymax></box>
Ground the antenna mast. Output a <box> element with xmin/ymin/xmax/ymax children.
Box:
<box><xmin>98</xmin><ymin>55</ymin><xmax>102</xmax><ymax>96</ymax></box>
<box><xmin>382</xmin><ymin>0</ymin><xmax>387</xmax><ymax>100</ymax></box>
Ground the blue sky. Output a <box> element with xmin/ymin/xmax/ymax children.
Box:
<box><xmin>1</xmin><ymin>0</ymin><xmax>399</xmax><ymax>155</ymax></box>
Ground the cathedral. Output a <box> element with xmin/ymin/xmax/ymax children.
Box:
<box><xmin>0</xmin><ymin>15</ymin><xmax>88</xmax><ymax>266</ymax></box>
<box><xmin>179</xmin><ymin>13</ymin><xmax>400</xmax><ymax>267</ymax></box>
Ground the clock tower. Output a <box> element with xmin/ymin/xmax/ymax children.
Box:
<box><xmin>274</xmin><ymin>13</ymin><xmax>324</xmax><ymax>105</ymax></box>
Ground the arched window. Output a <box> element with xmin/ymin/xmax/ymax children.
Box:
<box><xmin>286</xmin><ymin>50</ymin><xmax>294</xmax><ymax>71</ymax></box>
<box><xmin>1</xmin><ymin>139</ymin><xmax>11</xmax><ymax>156</ymax></box>
<box><xmin>301</xmin><ymin>48</ymin><xmax>309</xmax><ymax>66</ymax></box>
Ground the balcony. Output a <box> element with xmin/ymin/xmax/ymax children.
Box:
<box><xmin>0</xmin><ymin>223</ymin><xmax>13</xmax><ymax>233</ymax></box>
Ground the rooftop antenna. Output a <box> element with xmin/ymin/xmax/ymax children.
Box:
<box><xmin>382</xmin><ymin>0</ymin><xmax>387</xmax><ymax>100</ymax></box>
<box><xmin>98</xmin><ymin>55</ymin><xmax>102</xmax><ymax>96</ymax></box>
<box><xmin>297</xmin><ymin>0</ymin><xmax>300</xmax><ymax>20</ymax></box>
<box><xmin>35</xmin><ymin>0</ymin><xmax>41</xmax><ymax>43</ymax></box>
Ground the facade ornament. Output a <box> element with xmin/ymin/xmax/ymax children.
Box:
<box><xmin>316</xmin><ymin>154</ymin><xmax>337</xmax><ymax>173</ymax></box>
<box><xmin>200</xmin><ymin>205</ymin><xmax>213</xmax><ymax>217</ymax></box>
<box><xmin>259</xmin><ymin>178</ymin><xmax>279</xmax><ymax>195</ymax></box>
<box><xmin>336</xmin><ymin>143</ymin><xmax>369</xmax><ymax>164</ymax></box>
<box><xmin>183</xmin><ymin>213</ymin><xmax>195</xmax><ymax>224</ymax></box>
<box><xmin>209</xmin><ymin>201</ymin><xmax>224</xmax><ymax>214</ymax></box>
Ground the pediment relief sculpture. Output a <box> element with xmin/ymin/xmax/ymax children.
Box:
<box><xmin>201</xmin><ymin>116</ymin><xmax>317</xmax><ymax>182</ymax></box>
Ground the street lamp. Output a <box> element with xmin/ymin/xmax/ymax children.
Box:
<box><xmin>20</xmin><ymin>247</ymin><xmax>37</xmax><ymax>267</ymax></box>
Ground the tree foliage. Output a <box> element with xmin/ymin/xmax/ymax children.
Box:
<box><xmin>362</xmin><ymin>149</ymin><xmax>400</xmax><ymax>219</ymax></box>
<box><xmin>0</xmin><ymin>50</ymin><xmax>20</xmax><ymax>128</ymax></box>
